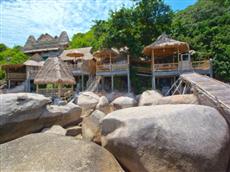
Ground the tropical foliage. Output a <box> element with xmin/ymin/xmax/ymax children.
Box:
<box><xmin>172</xmin><ymin>0</ymin><xmax>230</xmax><ymax>81</ymax></box>
<box><xmin>0</xmin><ymin>44</ymin><xmax>28</xmax><ymax>79</ymax></box>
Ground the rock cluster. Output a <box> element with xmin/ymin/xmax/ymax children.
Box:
<box><xmin>0</xmin><ymin>93</ymin><xmax>81</xmax><ymax>143</ymax></box>
<box><xmin>1</xmin><ymin>91</ymin><xmax>230</xmax><ymax>172</ymax></box>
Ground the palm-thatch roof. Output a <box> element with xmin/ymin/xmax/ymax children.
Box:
<box><xmin>143</xmin><ymin>34</ymin><xmax>189</xmax><ymax>57</ymax></box>
<box><xmin>93</xmin><ymin>48</ymin><xmax>119</xmax><ymax>59</ymax></box>
<box><xmin>30</xmin><ymin>53</ymin><xmax>43</xmax><ymax>62</ymax></box>
<box><xmin>24</xmin><ymin>60</ymin><xmax>44</xmax><ymax>67</ymax></box>
<box><xmin>1</xmin><ymin>64</ymin><xmax>25</xmax><ymax>70</ymax></box>
<box><xmin>23</xmin><ymin>31</ymin><xmax>69</xmax><ymax>53</ymax></box>
<box><xmin>60</xmin><ymin>47</ymin><xmax>94</xmax><ymax>61</ymax></box>
<box><xmin>34</xmin><ymin>57</ymin><xmax>75</xmax><ymax>85</ymax></box>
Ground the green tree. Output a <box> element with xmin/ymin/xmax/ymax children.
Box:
<box><xmin>93</xmin><ymin>0</ymin><xmax>173</xmax><ymax>57</ymax></box>
<box><xmin>0</xmin><ymin>45</ymin><xmax>28</xmax><ymax>80</ymax></box>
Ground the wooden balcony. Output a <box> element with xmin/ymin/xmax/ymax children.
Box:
<box><xmin>192</xmin><ymin>60</ymin><xmax>210</xmax><ymax>70</ymax></box>
<box><xmin>96</xmin><ymin>63</ymin><xmax>129</xmax><ymax>73</ymax></box>
<box><xmin>68</xmin><ymin>64</ymin><xmax>93</xmax><ymax>75</ymax></box>
<box><xmin>135</xmin><ymin>60</ymin><xmax>210</xmax><ymax>73</ymax></box>
<box><xmin>7</xmin><ymin>73</ymin><xmax>26</xmax><ymax>80</ymax></box>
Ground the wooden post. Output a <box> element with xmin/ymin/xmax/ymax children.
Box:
<box><xmin>81</xmin><ymin>74</ymin><xmax>84</xmax><ymax>91</ymax></box>
<box><xmin>209</xmin><ymin>59</ymin><xmax>213</xmax><ymax>78</ymax></box>
<box><xmin>58</xmin><ymin>83</ymin><xmax>61</xmax><ymax>97</ymax></box>
<box><xmin>8</xmin><ymin>80</ymin><xmax>11</xmax><ymax>89</ymax></box>
<box><xmin>127</xmin><ymin>55</ymin><xmax>131</xmax><ymax>93</ymax></box>
<box><xmin>36</xmin><ymin>84</ymin><xmax>39</xmax><ymax>94</ymax></box>
<box><xmin>151</xmin><ymin>50</ymin><xmax>156</xmax><ymax>89</ymax></box>
<box><xmin>102</xmin><ymin>77</ymin><xmax>105</xmax><ymax>91</ymax></box>
<box><xmin>110</xmin><ymin>52</ymin><xmax>112</xmax><ymax>72</ymax></box>
<box><xmin>111</xmin><ymin>75</ymin><xmax>114</xmax><ymax>92</ymax></box>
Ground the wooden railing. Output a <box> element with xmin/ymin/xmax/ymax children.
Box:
<box><xmin>68</xmin><ymin>64</ymin><xmax>91</xmax><ymax>74</ymax></box>
<box><xmin>134</xmin><ymin>60</ymin><xmax>210</xmax><ymax>73</ymax></box>
<box><xmin>96</xmin><ymin>63</ymin><xmax>129</xmax><ymax>73</ymax></box>
<box><xmin>37</xmin><ymin>88</ymin><xmax>73</xmax><ymax>98</ymax></box>
<box><xmin>7</xmin><ymin>73</ymin><xmax>26</xmax><ymax>80</ymax></box>
<box><xmin>192</xmin><ymin>60</ymin><xmax>210</xmax><ymax>70</ymax></box>
<box><xmin>154</xmin><ymin>63</ymin><xmax>178</xmax><ymax>71</ymax></box>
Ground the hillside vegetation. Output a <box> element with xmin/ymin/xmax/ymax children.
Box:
<box><xmin>0</xmin><ymin>44</ymin><xmax>28</xmax><ymax>79</ymax></box>
<box><xmin>172</xmin><ymin>0</ymin><xmax>230</xmax><ymax>81</ymax></box>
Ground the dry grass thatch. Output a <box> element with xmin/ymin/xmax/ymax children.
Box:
<box><xmin>60</xmin><ymin>47</ymin><xmax>94</xmax><ymax>61</ymax></box>
<box><xmin>1</xmin><ymin>64</ymin><xmax>25</xmax><ymax>70</ymax></box>
<box><xmin>34</xmin><ymin>57</ymin><xmax>75</xmax><ymax>85</ymax></box>
<box><xmin>143</xmin><ymin>34</ymin><xmax>189</xmax><ymax>57</ymax></box>
<box><xmin>24</xmin><ymin>60</ymin><xmax>44</xmax><ymax>67</ymax></box>
<box><xmin>30</xmin><ymin>53</ymin><xmax>43</xmax><ymax>62</ymax></box>
<box><xmin>93</xmin><ymin>48</ymin><xmax>119</xmax><ymax>59</ymax></box>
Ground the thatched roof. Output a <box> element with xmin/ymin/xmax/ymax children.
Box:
<box><xmin>30</xmin><ymin>53</ymin><xmax>43</xmax><ymax>62</ymax></box>
<box><xmin>59</xmin><ymin>31</ymin><xmax>69</xmax><ymax>44</ymax></box>
<box><xmin>143</xmin><ymin>34</ymin><xmax>189</xmax><ymax>57</ymax></box>
<box><xmin>93</xmin><ymin>48</ymin><xmax>119</xmax><ymax>59</ymax></box>
<box><xmin>23</xmin><ymin>31</ymin><xmax>69</xmax><ymax>53</ymax></box>
<box><xmin>34</xmin><ymin>57</ymin><xmax>75</xmax><ymax>84</ymax></box>
<box><xmin>24</xmin><ymin>60</ymin><xmax>44</xmax><ymax>67</ymax></box>
<box><xmin>60</xmin><ymin>47</ymin><xmax>94</xmax><ymax>61</ymax></box>
<box><xmin>1</xmin><ymin>64</ymin><xmax>25</xmax><ymax>70</ymax></box>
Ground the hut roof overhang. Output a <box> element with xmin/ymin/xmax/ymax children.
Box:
<box><xmin>93</xmin><ymin>48</ymin><xmax>119</xmax><ymax>59</ymax></box>
<box><xmin>1</xmin><ymin>64</ymin><xmax>25</xmax><ymax>70</ymax></box>
<box><xmin>24</xmin><ymin>60</ymin><xmax>44</xmax><ymax>67</ymax></box>
<box><xmin>143</xmin><ymin>34</ymin><xmax>190</xmax><ymax>57</ymax></box>
<box><xmin>34</xmin><ymin>57</ymin><xmax>75</xmax><ymax>85</ymax></box>
<box><xmin>60</xmin><ymin>47</ymin><xmax>94</xmax><ymax>61</ymax></box>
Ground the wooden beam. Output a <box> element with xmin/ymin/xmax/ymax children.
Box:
<box><xmin>111</xmin><ymin>75</ymin><xmax>114</xmax><ymax>92</ymax></box>
<box><xmin>58</xmin><ymin>83</ymin><xmax>62</xmax><ymax>97</ymax></box>
<box><xmin>151</xmin><ymin>50</ymin><xmax>156</xmax><ymax>90</ymax></box>
<box><xmin>36</xmin><ymin>84</ymin><xmax>39</xmax><ymax>94</ymax></box>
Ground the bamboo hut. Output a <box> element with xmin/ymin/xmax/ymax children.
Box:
<box><xmin>93</xmin><ymin>48</ymin><xmax>130</xmax><ymax>92</ymax></box>
<box><xmin>1</xmin><ymin>64</ymin><xmax>26</xmax><ymax>89</ymax></box>
<box><xmin>24</xmin><ymin>60</ymin><xmax>44</xmax><ymax>91</ymax></box>
<box><xmin>59</xmin><ymin>47</ymin><xmax>96</xmax><ymax>91</ymax></box>
<box><xmin>141</xmin><ymin>33</ymin><xmax>212</xmax><ymax>92</ymax></box>
<box><xmin>34</xmin><ymin>57</ymin><xmax>75</xmax><ymax>98</ymax></box>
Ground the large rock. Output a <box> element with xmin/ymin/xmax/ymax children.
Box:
<box><xmin>111</xmin><ymin>96</ymin><xmax>137</xmax><ymax>110</ymax></box>
<box><xmin>42</xmin><ymin>125</ymin><xmax>67</xmax><ymax>136</ymax></box>
<box><xmin>82</xmin><ymin>110</ymin><xmax>106</xmax><ymax>143</ymax></box>
<box><xmin>0</xmin><ymin>133</ymin><xmax>124</xmax><ymax>172</ymax></box>
<box><xmin>0</xmin><ymin>93</ymin><xmax>82</xmax><ymax>143</ymax></box>
<box><xmin>96</xmin><ymin>96</ymin><xmax>111</xmax><ymax>114</ymax></box>
<box><xmin>66</xmin><ymin>125</ymin><xmax>82</xmax><ymax>137</ymax></box>
<box><xmin>101</xmin><ymin>105</ymin><xmax>229</xmax><ymax>172</ymax></box>
<box><xmin>157</xmin><ymin>94</ymin><xmax>199</xmax><ymax>105</ymax></box>
<box><xmin>77</xmin><ymin>91</ymin><xmax>100</xmax><ymax>109</ymax></box>
<box><xmin>138</xmin><ymin>90</ymin><xmax>162</xmax><ymax>106</ymax></box>
<box><xmin>42</xmin><ymin>102</ymin><xmax>82</xmax><ymax>126</ymax></box>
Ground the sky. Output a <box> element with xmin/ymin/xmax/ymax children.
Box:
<box><xmin>0</xmin><ymin>0</ymin><xmax>196</xmax><ymax>47</ymax></box>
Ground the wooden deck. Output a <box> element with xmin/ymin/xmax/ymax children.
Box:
<box><xmin>96</xmin><ymin>63</ymin><xmax>129</xmax><ymax>73</ymax></box>
<box><xmin>135</xmin><ymin>60</ymin><xmax>210</xmax><ymax>74</ymax></box>
<box><xmin>7</xmin><ymin>73</ymin><xmax>26</xmax><ymax>81</ymax></box>
<box><xmin>180</xmin><ymin>73</ymin><xmax>230</xmax><ymax>122</ymax></box>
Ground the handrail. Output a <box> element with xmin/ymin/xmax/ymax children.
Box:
<box><xmin>96</xmin><ymin>63</ymin><xmax>129</xmax><ymax>72</ymax></box>
<box><xmin>134</xmin><ymin>60</ymin><xmax>210</xmax><ymax>72</ymax></box>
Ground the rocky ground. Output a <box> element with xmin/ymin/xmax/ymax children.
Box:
<box><xmin>0</xmin><ymin>91</ymin><xmax>230</xmax><ymax>172</ymax></box>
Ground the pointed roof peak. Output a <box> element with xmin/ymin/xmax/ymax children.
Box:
<box><xmin>59</xmin><ymin>31</ymin><xmax>69</xmax><ymax>44</ymax></box>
